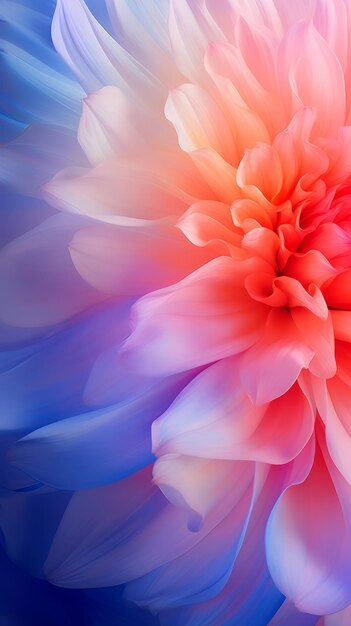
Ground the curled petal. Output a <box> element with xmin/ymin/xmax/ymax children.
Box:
<box><xmin>153</xmin><ymin>455</ymin><xmax>252</xmax><ymax>531</ymax></box>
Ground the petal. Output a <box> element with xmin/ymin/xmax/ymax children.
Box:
<box><xmin>44</xmin><ymin>153</ymin><xmax>210</xmax><ymax>224</ymax></box>
<box><xmin>313</xmin><ymin>0</ymin><xmax>348</xmax><ymax>75</ymax></box>
<box><xmin>106</xmin><ymin>0</ymin><xmax>175</xmax><ymax>84</ymax></box>
<box><xmin>284</xmin><ymin>250</ymin><xmax>338</xmax><ymax>289</ymax></box>
<box><xmin>269</xmin><ymin>600</ymin><xmax>319</xmax><ymax>626</ymax></box>
<box><xmin>153</xmin><ymin>358</ymin><xmax>314</xmax><ymax>465</ymax></box>
<box><xmin>321</xmin><ymin>126</ymin><xmax>351</xmax><ymax>186</ymax></box>
<box><xmin>291</xmin><ymin>308</ymin><xmax>336</xmax><ymax>378</ymax></box>
<box><xmin>178</xmin><ymin>200</ymin><xmax>240</xmax><ymax>248</ymax></box>
<box><xmin>235</xmin><ymin>16</ymin><xmax>278</xmax><ymax>92</ymax></box>
<box><xmin>240</xmin><ymin>308</ymin><xmax>314</xmax><ymax>405</ymax></box>
<box><xmin>274</xmin><ymin>0</ymin><xmax>316</xmax><ymax>29</ymax></box>
<box><xmin>266</xmin><ymin>431</ymin><xmax>351</xmax><ymax>615</ymax></box>
<box><xmin>52</xmin><ymin>0</ymin><xmax>160</xmax><ymax>100</ymax></box>
<box><xmin>0</xmin><ymin>124</ymin><xmax>85</xmax><ymax>197</ymax></box>
<box><xmin>107</xmin><ymin>0</ymin><xmax>170</xmax><ymax>57</ymax></box>
<box><xmin>153</xmin><ymin>455</ymin><xmax>252</xmax><ymax>531</ymax></box>
<box><xmin>78</xmin><ymin>86</ymin><xmax>173</xmax><ymax>166</ymax></box>
<box><xmin>44</xmin><ymin>465</ymin><xmax>251</xmax><ymax>588</ymax></box>
<box><xmin>119</xmin><ymin>257</ymin><xmax>269</xmax><ymax>376</ymax></box>
<box><xmin>320</xmin><ymin>605</ymin><xmax>351</xmax><ymax>626</ymax></box>
<box><xmin>0</xmin><ymin>485</ymin><xmax>72</xmax><ymax>578</ymax></box>
<box><xmin>0</xmin><ymin>214</ymin><xmax>103</xmax><ymax>328</ymax></box>
<box><xmin>236</xmin><ymin>143</ymin><xmax>283</xmax><ymax>201</ymax></box>
<box><xmin>323</xmin><ymin>270</ymin><xmax>351</xmax><ymax>310</ymax></box>
<box><xmin>0</xmin><ymin>544</ymin><xmax>127</xmax><ymax>626</ymax></box>
<box><xmin>69</xmin><ymin>221</ymin><xmax>216</xmax><ymax>296</ymax></box>
<box><xmin>278</xmin><ymin>21</ymin><xmax>345</xmax><ymax>137</ymax></box>
<box><xmin>205</xmin><ymin>40</ymin><xmax>286</xmax><ymax>136</ymax></box>
<box><xmin>160</xmin><ymin>445</ymin><xmax>314</xmax><ymax>626</ymax></box>
<box><xmin>8</xmin><ymin>374</ymin><xmax>188</xmax><ymax>489</ymax></box>
<box><xmin>331</xmin><ymin>311</ymin><xmax>351</xmax><ymax>342</ymax></box>
<box><xmin>165</xmin><ymin>83</ymin><xmax>236</xmax><ymax>161</ymax></box>
<box><xmin>189</xmin><ymin>148</ymin><xmax>239</xmax><ymax>204</ymax></box>
<box><xmin>169</xmin><ymin>0</ymin><xmax>224</xmax><ymax>83</ymax></box>
<box><xmin>0</xmin><ymin>0</ymin><xmax>83</xmax><ymax>131</ymax></box>
<box><xmin>124</xmin><ymin>463</ymin><xmax>254</xmax><ymax>610</ymax></box>
<box><xmin>0</xmin><ymin>299</ymin><xmax>131</xmax><ymax>431</ymax></box>
<box><xmin>313</xmin><ymin>348</ymin><xmax>351</xmax><ymax>486</ymax></box>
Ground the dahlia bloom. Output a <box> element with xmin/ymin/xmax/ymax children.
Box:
<box><xmin>2</xmin><ymin>0</ymin><xmax>351</xmax><ymax>624</ymax></box>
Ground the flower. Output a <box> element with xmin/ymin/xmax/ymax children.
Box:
<box><xmin>2</xmin><ymin>0</ymin><xmax>351</xmax><ymax>623</ymax></box>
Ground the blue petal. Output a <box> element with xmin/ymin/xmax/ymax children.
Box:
<box><xmin>0</xmin><ymin>484</ymin><xmax>72</xmax><ymax>577</ymax></box>
<box><xmin>0</xmin><ymin>298</ymin><xmax>132</xmax><ymax>432</ymax></box>
<box><xmin>0</xmin><ymin>112</ymin><xmax>26</xmax><ymax>142</ymax></box>
<box><xmin>124</xmin><ymin>464</ymin><xmax>255</xmax><ymax>611</ymax></box>
<box><xmin>0</xmin><ymin>124</ymin><xmax>86</xmax><ymax>195</ymax></box>
<box><xmin>8</xmin><ymin>373</ymin><xmax>191</xmax><ymax>489</ymax></box>
<box><xmin>0</xmin><ymin>545</ymin><xmax>158</xmax><ymax>625</ymax></box>
<box><xmin>268</xmin><ymin>600</ymin><xmax>319</xmax><ymax>626</ymax></box>
<box><xmin>0</xmin><ymin>0</ymin><xmax>84</xmax><ymax>135</ymax></box>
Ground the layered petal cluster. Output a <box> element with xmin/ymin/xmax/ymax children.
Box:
<box><xmin>2</xmin><ymin>0</ymin><xmax>351</xmax><ymax>624</ymax></box>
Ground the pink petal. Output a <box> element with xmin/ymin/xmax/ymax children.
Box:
<box><xmin>278</xmin><ymin>21</ymin><xmax>345</xmax><ymax>137</ymax></box>
<box><xmin>291</xmin><ymin>308</ymin><xmax>336</xmax><ymax>378</ymax></box>
<box><xmin>235</xmin><ymin>16</ymin><xmax>278</xmax><ymax>92</ymax></box>
<box><xmin>189</xmin><ymin>148</ymin><xmax>239</xmax><ymax>204</ymax></box>
<box><xmin>236</xmin><ymin>143</ymin><xmax>283</xmax><ymax>201</ymax></box>
<box><xmin>240</xmin><ymin>308</ymin><xmax>314</xmax><ymax>404</ymax></box>
<box><xmin>331</xmin><ymin>311</ymin><xmax>351</xmax><ymax>342</ymax></box>
<box><xmin>205</xmin><ymin>40</ymin><xmax>286</xmax><ymax>136</ymax></box>
<box><xmin>152</xmin><ymin>357</ymin><xmax>314</xmax><ymax>465</ymax></box>
<box><xmin>119</xmin><ymin>257</ymin><xmax>269</xmax><ymax>375</ymax></box>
